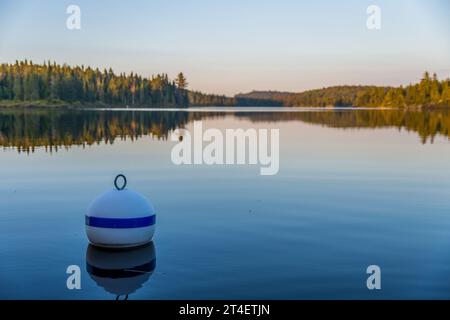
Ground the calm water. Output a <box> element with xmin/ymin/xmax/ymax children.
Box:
<box><xmin>1</xmin><ymin>107</ymin><xmax>450</xmax><ymax>299</ymax></box>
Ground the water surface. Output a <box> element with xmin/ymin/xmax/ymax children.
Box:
<box><xmin>0</xmin><ymin>107</ymin><xmax>450</xmax><ymax>299</ymax></box>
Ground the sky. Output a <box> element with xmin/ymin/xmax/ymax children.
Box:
<box><xmin>0</xmin><ymin>0</ymin><xmax>449</xmax><ymax>96</ymax></box>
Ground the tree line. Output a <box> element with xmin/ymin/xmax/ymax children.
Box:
<box><xmin>0</xmin><ymin>60</ymin><xmax>191</xmax><ymax>107</ymax></box>
<box><xmin>354</xmin><ymin>72</ymin><xmax>450</xmax><ymax>108</ymax></box>
<box><xmin>1</xmin><ymin>61</ymin><xmax>449</xmax><ymax>108</ymax></box>
<box><xmin>0</xmin><ymin>60</ymin><xmax>278</xmax><ymax>107</ymax></box>
<box><xmin>237</xmin><ymin>72</ymin><xmax>450</xmax><ymax>108</ymax></box>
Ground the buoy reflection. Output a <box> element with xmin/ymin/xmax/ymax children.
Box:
<box><xmin>86</xmin><ymin>242</ymin><xmax>156</xmax><ymax>299</ymax></box>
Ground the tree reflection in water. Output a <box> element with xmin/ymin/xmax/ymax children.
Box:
<box><xmin>0</xmin><ymin>108</ymin><xmax>449</xmax><ymax>153</ymax></box>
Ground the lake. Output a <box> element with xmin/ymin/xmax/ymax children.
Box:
<box><xmin>0</xmin><ymin>107</ymin><xmax>450</xmax><ymax>299</ymax></box>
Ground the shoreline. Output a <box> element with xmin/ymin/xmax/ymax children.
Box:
<box><xmin>0</xmin><ymin>100</ymin><xmax>448</xmax><ymax>111</ymax></box>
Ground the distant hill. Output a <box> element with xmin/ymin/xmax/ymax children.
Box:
<box><xmin>281</xmin><ymin>85</ymin><xmax>388</xmax><ymax>107</ymax></box>
<box><xmin>209</xmin><ymin>77</ymin><xmax>450</xmax><ymax>107</ymax></box>
<box><xmin>236</xmin><ymin>86</ymin><xmax>390</xmax><ymax>107</ymax></box>
<box><xmin>235</xmin><ymin>91</ymin><xmax>293</xmax><ymax>101</ymax></box>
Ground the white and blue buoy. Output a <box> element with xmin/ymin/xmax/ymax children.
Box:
<box><xmin>85</xmin><ymin>174</ymin><xmax>156</xmax><ymax>248</ymax></box>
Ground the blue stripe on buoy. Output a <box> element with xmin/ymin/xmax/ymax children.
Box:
<box><xmin>85</xmin><ymin>215</ymin><xmax>156</xmax><ymax>228</ymax></box>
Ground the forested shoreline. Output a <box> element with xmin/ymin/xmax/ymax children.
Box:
<box><xmin>0</xmin><ymin>60</ymin><xmax>189</xmax><ymax>107</ymax></box>
<box><xmin>237</xmin><ymin>72</ymin><xmax>450</xmax><ymax>108</ymax></box>
<box><xmin>0</xmin><ymin>60</ymin><xmax>449</xmax><ymax>108</ymax></box>
<box><xmin>0</xmin><ymin>60</ymin><xmax>278</xmax><ymax>108</ymax></box>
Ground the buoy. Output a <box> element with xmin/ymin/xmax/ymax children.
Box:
<box><xmin>85</xmin><ymin>174</ymin><xmax>156</xmax><ymax>248</ymax></box>
<box><xmin>86</xmin><ymin>242</ymin><xmax>156</xmax><ymax>299</ymax></box>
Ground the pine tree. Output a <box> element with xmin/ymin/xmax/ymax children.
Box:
<box><xmin>175</xmin><ymin>72</ymin><xmax>188</xmax><ymax>90</ymax></box>
<box><xmin>13</xmin><ymin>75</ymin><xmax>23</xmax><ymax>100</ymax></box>
<box><xmin>430</xmin><ymin>73</ymin><xmax>441</xmax><ymax>104</ymax></box>
<box><xmin>441</xmin><ymin>80</ymin><xmax>450</xmax><ymax>105</ymax></box>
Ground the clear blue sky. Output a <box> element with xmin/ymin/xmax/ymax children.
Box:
<box><xmin>0</xmin><ymin>0</ymin><xmax>449</xmax><ymax>95</ymax></box>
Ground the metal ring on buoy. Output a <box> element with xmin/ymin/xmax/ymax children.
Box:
<box><xmin>114</xmin><ymin>174</ymin><xmax>127</xmax><ymax>190</ymax></box>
